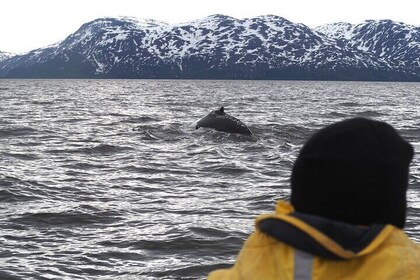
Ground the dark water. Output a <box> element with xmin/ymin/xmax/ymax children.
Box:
<box><xmin>0</xmin><ymin>79</ymin><xmax>419</xmax><ymax>279</ymax></box>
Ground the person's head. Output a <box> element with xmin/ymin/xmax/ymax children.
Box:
<box><xmin>291</xmin><ymin>118</ymin><xmax>414</xmax><ymax>228</ymax></box>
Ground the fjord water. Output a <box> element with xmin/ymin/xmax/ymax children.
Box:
<box><xmin>0</xmin><ymin>79</ymin><xmax>419</xmax><ymax>279</ymax></box>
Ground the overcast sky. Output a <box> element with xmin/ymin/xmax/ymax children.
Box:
<box><xmin>1</xmin><ymin>0</ymin><xmax>419</xmax><ymax>54</ymax></box>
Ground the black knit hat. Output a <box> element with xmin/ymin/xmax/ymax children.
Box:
<box><xmin>291</xmin><ymin>118</ymin><xmax>414</xmax><ymax>228</ymax></box>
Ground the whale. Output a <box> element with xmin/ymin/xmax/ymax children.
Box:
<box><xmin>195</xmin><ymin>107</ymin><xmax>253</xmax><ymax>135</ymax></box>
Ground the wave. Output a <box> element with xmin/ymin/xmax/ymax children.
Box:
<box><xmin>0</xmin><ymin>271</ymin><xmax>20</xmax><ymax>280</ymax></box>
<box><xmin>151</xmin><ymin>263</ymin><xmax>224</xmax><ymax>280</ymax></box>
<box><xmin>105</xmin><ymin>233</ymin><xmax>243</xmax><ymax>254</ymax></box>
<box><xmin>0</xmin><ymin>189</ymin><xmax>38</xmax><ymax>203</ymax></box>
<box><xmin>0</xmin><ymin>176</ymin><xmax>47</xmax><ymax>202</ymax></box>
<box><xmin>123</xmin><ymin>165</ymin><xmax>167</xmax><ymax>174</ymax></box>
<box><xmin>2</xmin><ymin>152</ymin><xmax>39</xmax><ymax>160</ymax></box>
<box><xmin>198</xmin><ymin>162</ymin><xmax>253</xmax><ymax>175</ymax></box>
<box><xmin>62</xmin><ymin>162</ymin><xmax>110</xmax><ymax>170</ymax></box>
<box><xmin>189</xmin><ymin>227</ymin><xmax>230</xmax><ymax>238</ymax></box>
<box><xmin>339</xmin><ymin>101</ymin><xmax>360</xmax><ymax>107</ymax></box>
<box><xmin>355</xmin><ymin>110</ymin><xmax>385</xmax><ymax>118</ymax></box>
<box><xmin>122</xmin><ymin>116</ymin><xmax>160</xmax><ymax>124</ymax></box>
<box><xmin>0</xmin><ymin>127</ymin><xmax>39</xmax><ymax>138</ymax></box>
<box><xmin>31</xmin><ymin>100</ymin><xmax>54</xmax><ymax>105</ymax></box>
<box><xmin>48</xmin><ymin>144</ymin><xmax>134</xmax><ymax>155</ymax></box>
<box><xmin>263</xmin><ymin>123</ymin><xmax>313</xmax><ymax>142</ymax></box>
<box><xmin>194</xmin><ymin>129</ymin><xmax>258</xmax><ymax>143</ymax></box>
<box><xmin>134</xmin><ymin>129</ymin><xmax>161</xmax><ymax>140</ymax></box>
<box><xmin>10</xmin><ymin>207</ymin><xmax>122</xmax><ymax>226</ymax></box>
<box><xmin>399</xmin><ymin>127</ymin><xmax>420</xmax><ymax>142</ymax></box>
<box><xmin>133</xmin><ymin>123</ymin><xmax>191</xmax><ymax>141</ymax></box>
<box><xmin>328</xmin><ymin>111</ymin><xmax>349</xmax><ymax>118</ymax></box>
<box><xmin>55</xmin><ymin>118</ymin><xmax>90</xmax><ymax>123</ymax></box>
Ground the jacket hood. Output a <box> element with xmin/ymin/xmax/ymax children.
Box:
<box><xmin>256</xmin><ymin>201</ymin><xmax>395</xmax><ymax>260</ymax></box>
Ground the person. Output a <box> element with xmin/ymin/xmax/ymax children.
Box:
<box><xmin>208</xmin><ymin>118</ymin><xmax>420</xmax><ymax>280</ymax></box>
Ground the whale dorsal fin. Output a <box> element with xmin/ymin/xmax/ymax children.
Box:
<box><xmin>219</xmin><ymin>107</ymin><xmax>224</xmax><ymax>114</ymax></box>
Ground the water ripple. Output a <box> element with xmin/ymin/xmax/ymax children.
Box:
<box><xmin>0</xmin><ymin>79</ymin><xmax>419</xmax><ymax>279</ymax></box>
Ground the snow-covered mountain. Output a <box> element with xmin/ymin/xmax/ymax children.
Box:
<box><xmin>315</xmin><ymin>20</ymin><xmax>420</xmax><ymax>77</ymax></box>
<box><xmin>0</xmin><ymin>51</ymin><xmax>13</xmax><ymax>62</ymax></box>
<box><xmin>0</xmin><ymin>15</ymin><xmax>419</xmax><ymax>80</ymax></box>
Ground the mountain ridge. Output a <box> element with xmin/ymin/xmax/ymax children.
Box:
<box><xmin>0</xmin><ymin>51</ymin><xmax>14</xmax><ymax>62</ymax></box>
<box><xmin>1</xmin><ymin>15</ymin><xmax>419</xmax><ymax>81</ymax></box>
<box><xmin>315</xmin><ymin>20</ymin><xmax>420</xmax><ymax>76</ymax></box>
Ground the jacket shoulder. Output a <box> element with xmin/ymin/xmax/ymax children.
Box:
<box><xmin>315</xmin><ymin>229</ymin><xmax>420</xmax><ymax>279</ymax></box>
<box><xmin>208</xmin><ymin>231</ymin><xmax>294</xmax><ymax>280</ymax></box>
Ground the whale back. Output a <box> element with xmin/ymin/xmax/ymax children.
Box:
<box><xmin>196</xmin><ymin>107</ymin><xmax>252</xmax><ymax>135</ymax></box>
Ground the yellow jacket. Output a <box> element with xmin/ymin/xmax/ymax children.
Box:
<box><xmin>208</xmin><ymin>201</ymin><xmax>420</xmax><ymax>280</ymax></box>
